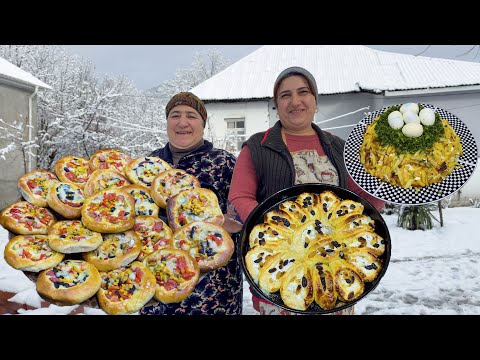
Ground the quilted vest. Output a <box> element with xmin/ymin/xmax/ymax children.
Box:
<box><xmin>244</xmin><ymin>121</ymin><xmax>348</xmax><ymax>204</ymax></box>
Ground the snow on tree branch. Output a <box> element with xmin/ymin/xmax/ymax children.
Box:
<box><xmin>0</xmin><ymin>142</ymin><xmax>16</xmax><ymax>160</ymax></box>
<box><xmin>0</xmin><ymin>46</ymin><xmax>231</xmax><ymax>172</ymax></box>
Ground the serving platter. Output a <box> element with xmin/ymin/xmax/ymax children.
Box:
<box><xmin>344</xmin><ymin>104</ymin><xmax>478</xmax><ymax>205</ymax></box>
<box><xmin>240</xmin><ymin>183</ymin><xmax>391</xmax><ymax>314</ymax></box>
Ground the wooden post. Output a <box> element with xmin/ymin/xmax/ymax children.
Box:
<box><xmin>438</xmin><ymin>200</ymin><xmax>444</xmax><ymax>227</ymax></box>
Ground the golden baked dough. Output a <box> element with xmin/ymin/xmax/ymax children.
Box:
<box><xmin>150</xmin><ymin>169</ymin><xmax>201</xmax><ymax>208</ymax></box>
<box><xmin>244</xmin><ymin>241</ymin><xmax>288</xmax><ymax>283</ymax></box>
<box><xmin>278</xmin><ymin>200</ymin><xmax>311</xmax><ymax>225</ymax></box>
<box><xmin>123</xmin><ymin>184</ymin><xmax>159</xmax><ymax>217</ymax></box>
<box><xmin>341</xmin><ymin>230</ymin><xmax>386</xmax><ymax>256</ymax></box>
<box><xmin>166</xmin><ymin>188</ymin><xmax>224</xmax><ymax>232</ymax></box>
<box><xmin>245</xmin><ymin>190</ymin><xmax>385</xmax><ymax>312</ymax></box>
<box><xmin>124</xmin><ymin>156</ymin><xmax>172</xmax><ymax>188</ymax></box>
<box><xmin>47</xmin><ymin>220</ymin><xmax>103</xmax><ymax>253</ymax></box>
<box><xmin>316</xmin><ymin>190</ymin><xmax>341</xmax><ymax>222</ymax></box>
<box><xmin>82</xmin><ymin>230</ymin><xmax>142</xmax><ymax>271</ymax></box>
<box><xmin>17</xmin><ymin>169</ymin><xmax>59</xmax><ymax>207</ymax></box>
<box><xmin>132</xmin><ymin>215</ymin><xmax>173</xmax><ymax>261</ymax></box>
<box><xmin>172</xmin><ymin>221</ymin><xmax>234</xmax><ymax>272</ymax></box>
<box><xmin>36</xmin><ymin>260</ymin><xmax>101</xmax><ymax>305</ymax></box>
<box><xmin>294</xmin><ymin>192</ymin><xmax>322</xmax><ymax>220</ymax></box>
<box><xmin>4</xmin><ymin>235</ymin><xmax>64</xmax><ymax>272</ymax></box>
<box><xmin>96</xmin><ymin>261</ymin><xmax>156</xmax><ymax>315</ymax></box>
<box><xmin>335</xmin><ymin>213</ymin><xmax>375</xmax><ymax>235</ymax></box>
<box><xmin>280</xmin><ymin>262</ymin><xmax>314</xmax><ymax>311</ymax></box>
<box><xmin>81</xmin><ymin>188</ymin><xmax>135</xmax><ymax>233</ymax></box>
<box><xmin>83</xmin><ymin>169</ymin><xmax>131</xmax><ymax>198</ymax></box>
<box><xmin>143</xmin><ymin>248</ymin><xmax>200</xmax><ymax>304</ymax></box>
<box><xmin>327</xmin><ymin>199</ymin><xmax>364</xmax><ymax>226</ymax></box>
<box><xmin>248</xmin><ymin>223</ymin><xmax>292</xmax><ymax>248</ymax></box>
<box><xmin>311</xmin><ymin>262</ymin><xmax>337</xmax><ymax>310</ymax></box>
<box><xmin>328</xmin><ymin>259</ymin><xmax>365</xmax><ymax>302</ymax></box>
<box><xmin>344</xmin><ymin>248</ymin><xmax>382</xmax><ymax>282</ymax></box>
<box><xmin>54</xmin><ymin>156</ymin><xmax>92</xmax><ymax>189</ymax></box>
<box><xmin>0</xmin><ymin>201</ymin><xmax>56</xmax><ymax>235</ymax></box>
<box><xmin>258</xmin><ymin>252</ymin><xmax>298</xmax><ymax>293</ymax></box>
<box><xmin>46</xmin><ymin>182</ymin><xmax>85</xmax><ymax>219</ymax></box>
<box><xmin>89</xmin><ymin>148</ymin><xmax>132</xmax><ymax>175</ymax></box>
<box><xmin>263</xmin><ymin>209</ymin><xmax>298</xmax><ymax>231</ymax></box>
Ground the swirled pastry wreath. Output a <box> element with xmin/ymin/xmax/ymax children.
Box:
<box><xmin>245</xmin><ymin>191</ymin><xmax>386</xmax><ymax>312</ymax></box>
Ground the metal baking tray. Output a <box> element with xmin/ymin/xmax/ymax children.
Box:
<box><xmin>240</xmin><ymin>183</ymin><xmax>391</xmax><ymax>314</ymax></box>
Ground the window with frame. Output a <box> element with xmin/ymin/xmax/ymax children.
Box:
<box><xmin>225</xmin><ymin>118</ymin><xmax>246</xmax><ymax>152</ymax></box>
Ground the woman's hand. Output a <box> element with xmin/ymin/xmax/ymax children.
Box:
<box><xmin>222</xmin><ymin>215</ymin><xmax>243</xmax><ymax>234</ymax></box>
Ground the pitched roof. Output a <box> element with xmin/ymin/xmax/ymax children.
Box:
<box><xmin>0</xmin><ymin>56</ymin><xmax>52</xmax><ymax>90</ymax></box>
<box><xmin>191</xmin><ymin>45</ymin><xmax>480</xmax><ymax>100</ymax></box>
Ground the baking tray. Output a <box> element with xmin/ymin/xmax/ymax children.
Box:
<box><xmin>240</xmin><ymin>183</ymin><xmax>391</xmax><ymax>314</ymax></box>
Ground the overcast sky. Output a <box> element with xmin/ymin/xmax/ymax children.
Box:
<box><xmin>62</xmin><ymin>45</ymin><xmax>480</xmax><ymax>90</ymax></box>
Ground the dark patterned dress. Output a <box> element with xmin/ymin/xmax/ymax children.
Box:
<box><xmin>140</xmin><ymin>140</ymin><xmax>243</xmax><ymax>315</ymax></box>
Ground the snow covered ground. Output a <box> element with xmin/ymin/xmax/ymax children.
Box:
<box><xmin>242</xmin><ymin>207</ymin><xmax>480</xmax><ymax>315</ymax></box>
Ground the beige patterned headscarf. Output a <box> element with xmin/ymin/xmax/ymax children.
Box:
<box><xmin>165</xmin><ymin>92</ymin><xmax>207</xmax><ymax>127</ymax></box>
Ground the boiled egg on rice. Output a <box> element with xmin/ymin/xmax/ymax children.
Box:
<box><xmin>419</xmin><ymin>108</ymin><xmax>436</xmax><ymax>126</ymax></box>
<box><xmin>387</xmin><ymin>111</ymin><xmax>404</xmax><ymax>129</ymax></box>
<box><xmin>402</xmin><ymin>122</ymin><xmax>424</xmax><ymax>138</ymax></box>
<box><xmin>402</xmin><ymin>111</ymin><xmax>421</xmax><ymax>124</ymax></box>
<box><xmin>400</xmin><ymin>103</ymin><xmax>419</xmax><ymax>115</ymax></box>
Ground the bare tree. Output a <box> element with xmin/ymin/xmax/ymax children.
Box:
<box><xmin>155</xmin><ymin>48</ymin><xmax>231</xmax><ymax>98</ymax></box>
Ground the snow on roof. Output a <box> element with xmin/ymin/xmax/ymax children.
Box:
<box><xmin>191</xmin><ymin>45</ymin><xmax>480</xmax><ymax>100</ymax></box>
<box><xmin>0</xmin><ymin>56</ymin><xmax>52</xmax><ymax>90</ymax></box>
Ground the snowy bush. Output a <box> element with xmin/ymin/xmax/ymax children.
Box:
<box><xmin>397</xmin><ymin>204</ymin><xmax>439</xmax><ymax>231</ymax></box>
<box><xmin>469</xmin><ymin>198</ymin><xmax>480</xmax><ymax>208</ymax></box>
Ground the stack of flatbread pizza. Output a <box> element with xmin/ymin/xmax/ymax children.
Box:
<box><xmin>1</xmin><ymin>148</ymin><xmax>234</xmax><ymax>315</ymax></box>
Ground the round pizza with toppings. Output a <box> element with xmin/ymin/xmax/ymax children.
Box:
<box><xmin>36</xmin><ymin>259</ymin><xmax>101</xmax><ymax>305</ymax></box>
<box><xmin>172</xmin><ymin>221</ymin><xmax>234</xmax><ymax>272</ymax></box>
<box><xmin>150</xmin><ymin>169</ymin><xmax>200</xmax><ymax>208</ymax></box>
<box><xmin>4</xmin><ymin>235</ymin><xmax>65</xmax><ymax>272</ymax></box>
<box><xmin>124</xmin><ymin>156</ymin><xmax>172</xmax><ymax>188</ymax></box>
<box><xmin>47</xmin><ymin>220</ymin><xmax>103</xmax><ymax>254</ymax></box>
<box><xmin>132</xmin><ymin>215</ymin><xmax>173</xmax><ymax>261</ymax></box>
<box><xmin>54</xmin><ymin>156</ymin><xmax>92</xmax><ymax>189</ymax></box>
<box><xmin>46</xmin><ymin>182</ymin><xmax>85</xmax><ymax>219</ymax></box>
<box><xmin>123</xmin><ymin>184</ymin><xmax>159</xmax><ymax>217</ymax></box>
<box><xmin>83</xmin><ymin>169</ymin><xmax>131</xmax><ymax>198</ymax></box>
<box><xmin>166</xmin><ymin>188</ymin><xmax>224</xmax><ymax>231</ymax></box>
<box><xmin>96</xmin><ymin>261</ymin><xmax>156</xmax><ymax>315</ymax></box>
<box><xmin>17</xmin><ymin>169</ymin><xmax>59</xmax><ymax>207</ymax></box>
<box><xmin>89</xmin><ymin>148</ymin><xmax>132</xmax><ymax>175</ymax></box>
<box><xmin>82</xmin><ymin>230</ymin><xmax>142</xmax><ymax>271</ymax></box>
<box><xmin>0</xmin><ymin>201</ymin><xmax>56</xmax><ymax>235</ymax></box>
<box><xmin>143</xmin><ymin>248</ymin><xmax>200</xmax><ymax>304</ymax></box>
<box><xmin>81</xmin><ymin>188</ymin><xmax>136</xmax><ymax>233</ymax></box>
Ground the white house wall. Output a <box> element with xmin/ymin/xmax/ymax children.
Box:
<box><xmin>204</xmin><ymin>101</ymin><xmax>268</xmax><ymax>150</ymax></box>
<box><xmin>0</xmin><ymin>82</ymin><xmax>38</xmax><ymax>210</ymax></box>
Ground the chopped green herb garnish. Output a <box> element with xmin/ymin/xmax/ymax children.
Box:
<box><xmin>374</xmin><ymin>105</ymin><xmax>445</xmax><ymax>154</ymax></box>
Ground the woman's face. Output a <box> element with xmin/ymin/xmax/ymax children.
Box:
<box><xmin>276</xmin><ymin>75</ymin><xmax>317</xmax><ymax>134</ymax></box>
<box><xmin>167</xmin><ymin>105</ymin><xmax>205</xmax><ymax>149</ymax></box>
